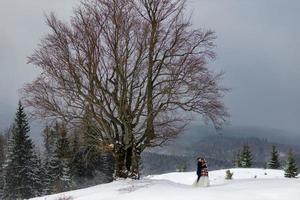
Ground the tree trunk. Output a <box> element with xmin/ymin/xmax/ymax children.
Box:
<box><xmin>113</xmin><ymin>145</ymin><xmax>141</xmax><ymax>179</ymax></box>
<box><xmin>113</xmin><ymin>147</ymin><xmax>126</xmax><ymax>178</ymax></box>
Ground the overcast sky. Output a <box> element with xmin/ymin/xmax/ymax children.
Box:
<box><xmin>0</xmin><ymin>0</ymin><xmax>300</xmax><ymax>134</ymax></box>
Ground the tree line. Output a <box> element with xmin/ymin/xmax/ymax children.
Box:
<box><xmin>234</xmin><ymin>144</ymin><xmax>298</xmax><ymax>178</ymax></box>
<box><xmin>0</xmin><ymin>102</ymin><xmax>114</xmax><ymax>199</ymax></box>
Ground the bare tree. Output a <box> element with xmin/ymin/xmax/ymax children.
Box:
<box><xmin>22</xmin><ymin>0</ymin><xmax>228</xmax><ymax>178</ymax></box>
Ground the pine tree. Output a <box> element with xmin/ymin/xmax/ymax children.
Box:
<box><xmin>47</xmin><ymin>123</ymin><xmax>72</xmax><ymax>193</ymax></box>
<box><xmin>2</xmin><ymin>134</ymin><xmax>14</xmax><ymax>199</ymax></box>
<box><xmin>284</xmin><ymin>149</ymin><xmax>298</xmax><ymax>178</ymax></box>
<box><xmin>100</xmin><ymin>152</ymin><xmax>114</xmax><ymax>183</ymax></box>
<box><xmin>0</xmin><ymin>167</ymin><xmax>3</xmax><ymax>199</ymax></box>
<box><xmin>81</xmin><ymin>117</ymin><xmax>102</xmax><ymax>178</ymax></box>
<box><xmin>268</xmin><ymin>145</ymin><xmax>280</xmax><ymax>169</ymax></box>
<box><xmin>42</xmin><ymin>160</ymin><xmax>52</xmax><ymax>195</ymax></box>
<box><xmin>233</xmin><ymin>151</ymin><xmax>242</xmax><ymax>168</ymax></box>
<box><xmin>46</xmin><ymin>160</ymin><xmax>58</xmax><ymax>192</ymax></box>
<box><xmin>43</xmin><ymin>125</ymin><xmax>58</xmax><ymax>160</ymax></box>
<box><xmin>70</xmin><ymin>131</ymin><xmax>82</xmax><ymax>181</ymax></box>
<box><xmin>3</xmin><ymin>102</ymin><xmax>41</xmax><ymax>199</ymax></box>
<box><xmin>0</xmin><ymin>134</ymin><xmax>5</xmax><ymax>163</ymax></box>
<box><xmin>240</xmin><ymin>144</ymin><xmax>253</xmax><ymax>168</ymax></box>
<box><xmin>31</xmin><ymin>152</ymin><xmax>44</xmax><ymax>197</ymax></box>
<box><xmin>71</xmin><ymin>131</ymin><xmax>80</xmax><ymax>157</ymax></box>
<box><xmin>42</xmin><ymin>125</ymin><xmax>59</xmax><ymax>195</ymax></box>
<box><xmin>69</xmin><ymin>118</ymin><xmax>112</xmax><ymax>187</ymax></box>
<box><xmin>0</xmin><ymin>134</ymin><xmax>5</xmax><ymax>198</ymax></box>
<box><xmin>61</xmin><ymin>159</ymin><xmax>72</xmax><ymax>191</ymax></box>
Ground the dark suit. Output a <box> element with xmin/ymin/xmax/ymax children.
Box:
<box><xmin>197</xmin><ymin>161</ymin><xmax>202</xmax><ymax>182</ymax></box>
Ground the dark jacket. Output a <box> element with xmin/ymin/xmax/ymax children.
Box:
<box><xmin>197</xmin><ymin>161</ymin><xmax>202</xmax><ymax>176</ymax></box>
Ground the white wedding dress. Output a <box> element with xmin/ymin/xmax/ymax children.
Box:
<box><xmin>193</xmin><ymin>176</ymin><xmax>210</xmax><ymax>187</ymax></box>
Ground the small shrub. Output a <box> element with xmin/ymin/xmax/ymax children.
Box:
<box><xmin>225</xmin><ymin>170</ymin><xmax>234</xmax><ymax>180</ymax></box>
<box><xmin>176</xmin><ymin>164</ymin><xmax>187</xmax><ymax>172</ymax></box>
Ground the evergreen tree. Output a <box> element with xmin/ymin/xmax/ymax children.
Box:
<box><xmin>0</xmin><ymin>134</ymin><xmax>5</xmax><ymax>163</ymax></box>
<box><xmin>70</xmin><ymin>117</ymin><xmax>114</xmax><ymax>187</ymax></box>
<box><xmin>284</xmin><ymin>149</ymin><xmax>298</xmax><ymax>178</ymax></box>
<box><xmin>233</xmin><ymin>151</ymin><xmax>242</xmax><ymax>168</ymax></box>
<box><xmin>240</xmin><ymin>144</ymin><xmax>252</xmax><ymax>168</ymax></box>
<box><xmin>61</xmin><ymin>159</ymin><xmax>72</xmax><ymax>191</ymax></box>
<box><xmin>43</xmin><ymin>125</ymin><xmax>58</xmax><ymax>160</ymax></box>
<box><xmin>70</xmin><ymin>131</ymin><xmax>82</xmax><ymax>181</ymax></box>
<box><xmin>100</xmin><ymin>152</ymin><xmax>114</xmax><ymax>182</ymax></box>
<box><xmin>71</xmin><ymin>131</ymin><xmax>80</xmax><ymax>157</ymax></box>
<box><xmin>42</xmin><ymin>161</ymin><xmax>52</xmax><ymax>195</ymax></box>
<box><xmin>47</xmin><ymin>123</ymin><xmax>72</xmax><ymax>193</ymax></box>
<box><xmin>31</xmin><ymin>152</ymin><xmax>44</xmax><ymax>196</ymax></box>
<box><xmin>42</xmin><ymin>125</ymin><xmax>59</xmax><ymax>195</ymax></box>
<box><xmin>268</xmin><ymin>145</ymin><xmax>280</xmax><ymax>169</ymax></box>
<box><xmin>3</xmin><ymin>102</ymin><xmax>41</xmax><ymax>199</ymax></box>
<box><xmin>0</xmin><ymin>166</ymin><xmax>3</xmax><ymax>199</ymax></box>
<box><xmin>0</xmin><ymin>134</ymin><xmax>5</xmax><ymax>198</ymax></box>
<box><xmin>79</xmin><ymin>117</ymin><xmax>101</xmax><ymax>178</ymax></box>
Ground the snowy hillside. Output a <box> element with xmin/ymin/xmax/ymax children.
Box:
<box><xmin>31</xmin><ymin>168</ymin><xmax>300</xmax><ymax>200</ymax></box>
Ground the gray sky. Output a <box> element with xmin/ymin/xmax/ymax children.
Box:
<box><xmin>0</xmin><ymin>0</ymin><xmax>300</xmax><ymax>134</ymax></box>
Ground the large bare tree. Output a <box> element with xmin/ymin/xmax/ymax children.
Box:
<box><xmin>22</xmin><ymin>0</ymin><xmax>228</xmax><ymax>178</ymax></box>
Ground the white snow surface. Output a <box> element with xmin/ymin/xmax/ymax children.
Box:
<box><xmin>31</xmin><ymin>168</ymin><xmax>300</xmax><ymax>200</ymax></box>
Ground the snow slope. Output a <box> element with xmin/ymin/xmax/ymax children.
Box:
<box><xmin>31</xmin><ymin>168</ymin><xmax>300</xmax><ymax>200</ymax></box>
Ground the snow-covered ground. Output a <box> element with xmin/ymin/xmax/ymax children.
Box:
<box><xmin>31</xmin><ymin>168</ymin><xmax>300</xmax><ymax>200</ymax></box>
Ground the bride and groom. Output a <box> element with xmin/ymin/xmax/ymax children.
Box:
<box><xmin>193</xmin><ymin>157</ymin><xmax>210</xmax><ymax>187</ymax></box>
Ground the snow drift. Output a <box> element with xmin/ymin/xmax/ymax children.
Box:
<box><xmin>31</xmin><ymin>168</ymin><xmax>300</xmax><ymax>200</ymax></box>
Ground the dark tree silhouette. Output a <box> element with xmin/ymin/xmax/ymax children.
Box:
<box><xmin>3</xmin><ymin>102</ymin><xmax>41</xmax><ymax>199</ymax></box>
<box><xmin>240</xmin><ymin>144</ymin><xmax>252</xmax><ymax>168</ymax></box>
<box><xmin>268</xmin><ymin>145</ymin><xmax>280</xmax><ymax>169</ymax></box>
<box><xmin>284</xmin><ymin>149</ymin><xmax>298</xmax><ymax>178</ymax></box>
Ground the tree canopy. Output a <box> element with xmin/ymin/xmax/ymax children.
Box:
<box><xmin>22</xmin><ymin>0</ymin><xmax>228</xmax><ymax>178</ymax></box>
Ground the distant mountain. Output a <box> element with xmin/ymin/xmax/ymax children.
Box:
<box><xmin>181</xmin><ymin>125</ymin><xmax>300</xmax><ymax>145</ymax></box>
<box><xmin>218</xmin><ymin>126</ymin><xmax>300</xmax><ymax>145</ymax></box>
<box><xmin>146</xmin><ymin>125</ymin><xmax>300</xmax><ymax>157</ymax></box>
<box><xmin>142</xmin><ymin>132</ymin><xmax>300</xmax><ymax>175</ymax></box>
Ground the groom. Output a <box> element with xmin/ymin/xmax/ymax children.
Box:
<box><xmin>197</xmin><ymin>157</ymin><xmax>202</xmax><ymax>182</ymax></box>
